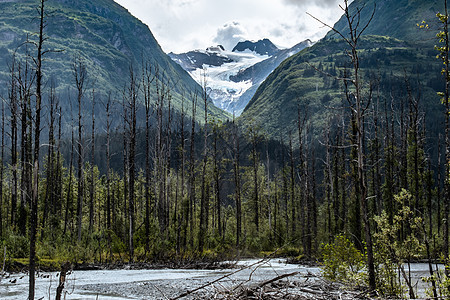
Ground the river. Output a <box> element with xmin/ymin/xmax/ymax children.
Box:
<box><xmin>0</xmin><ymin>260</ymin><xmax>442</xmax><ymax>299</ymax></box>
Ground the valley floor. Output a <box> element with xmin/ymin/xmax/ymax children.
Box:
<box><xmin>2</xmin><ymin>259</ymin><xmax>436</xmax><ymax>299</ymax></box>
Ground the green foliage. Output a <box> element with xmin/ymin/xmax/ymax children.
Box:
<box><xmin>2</xmin><ymin>230</ymin><xmax>29</xmax><ymax>258</ymax></box>
<box><xmin>423</xmin><ymin>265</ymin><xmax>450</xmax><ymax>299</ymax></box>
<box><xmin>374</xmin><ymin>189</ymin><xmax>424</xmax><ymax>298</ymax></box>
<box><xmin>320</xmin><ymin>235</ymin><xmax>367</xmax><ymax>286</ymax></box>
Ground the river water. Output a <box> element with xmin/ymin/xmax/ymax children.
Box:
<box><xmin>0</xmin><ymin>260</ymin><xmax>442</xmax><ymax>299</ymax></box>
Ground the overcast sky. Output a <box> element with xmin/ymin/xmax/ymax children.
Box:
<box><xmin>114</xmin><ymin>0</ymin><xmax>347</xmax><ymax>53</ymax></box>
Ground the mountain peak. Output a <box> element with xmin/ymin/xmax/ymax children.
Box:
<box><xmin>206</xmin><ymin>45</ymin><xmax>225</xmax><ymax>52</ymax></box>
<box><xmin>232</xmin><ymin>38</ymin><xmax>279</xmax><ymax>56</ymax></box>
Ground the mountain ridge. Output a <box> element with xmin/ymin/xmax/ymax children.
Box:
<box><xmin>232</xmin><ymin>38</ymin><xmax>279</xmax><ymax>56</ymax></box>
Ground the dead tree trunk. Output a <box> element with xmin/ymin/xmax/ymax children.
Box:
<box><xmin>73</xmin><ymin>57</ymin><xmax>86</xmax><ymax>243</ymax></box>
<box><xmin>198</xmin><ymin>74</ymin><xmax>209</xmax><ymax>253</ymax></box>
<box><xmin>0</xmin><ymin>101</ymin><xmax>4</xmax><ymax>238</ymax></box>
<box><xmin>9</xmin><ymin>56</ymin><xmax>18</xmax><ymax>229</ymax></box>
<box><xmin>233</xmin><ymin>115</ymin><xmax>241</xmax><ymax>247</ymax></box>
<box><xmin>105</xmin><ymin>94</ymin><xmax>112</xmax><ymax>260</ymax></box>
<box><xmin>126</xmin><ymin>66</ymin><xmax>138</xmax><ymax>262</ymax></box>
<box><xmin>143</xmin><ymin>63</ymin><xmax>154</xmax><ymax>255</ymax></box>
<box><xmin>188</xmin><ymin>94</ymin><xmax>197</xmax><ymax>248</ymax></box>
<box><xmin>89</xmin><ymin>86</ymin><xmax>96</xmax><ymax>233</ymax></box>
<box><xmin>29</xmin><ymin>1</ymin><xmax>46</xmax><ymax>297</ymax></box>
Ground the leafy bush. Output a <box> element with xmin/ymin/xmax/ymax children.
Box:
<box><xmin>321</xmin><ymin>234</ymin><xmax>367</xmax><ymax>286</ymax></box>
<box><xmin>374</xmin><ymin>189</ymin><xmax>424</xmax><ymax>298</ymax></box>
<box><xmin>3</xmin><ymin>232</ymin><xmax>29</xmax><ymax>258</ymax></box>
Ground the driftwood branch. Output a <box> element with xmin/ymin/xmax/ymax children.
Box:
<box><xmin>258</xmin><ymin>271</ymin><xmax>299</xmax><ymax>288</ymax></box>
<box><xmin>169</xmin><ymin>257</ymin><xmax>272</xmax><ymax>300</ymax></box>
<box><xmin>169</xmin><ymin>245</ymin><xmax>289</xmax><ymax>300</ymax></box>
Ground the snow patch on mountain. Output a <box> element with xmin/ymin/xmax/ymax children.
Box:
<box><xmin>169</xmin><ymin>39</ymin><xmax>312</xmax><ymax>115</ymax></box>
<box><xmin>189</xmin><ymin>50</ymin><xmax>269</xmax><ymax>114</ymax></box>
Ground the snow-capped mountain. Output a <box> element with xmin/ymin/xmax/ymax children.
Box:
<box><xmin>168</xmin><ymin>39</ymin><xmax>313</xmax><ymax>115</ymax></box>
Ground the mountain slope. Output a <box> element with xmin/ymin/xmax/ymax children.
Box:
<box><xmin>239</xmin><ymin>0</ymin><xmax>445</xmax><ymax>142</ymax></box>
<box><xmin>327</xmin><ymin>0</ymin><xmax>441</xmax><ymax>43</ymax></box>
<box><xmin>229</xmin><ymin>40</ymin><xmax>312</xmax><ymax>114</ymax></box>
<box><xmin>0</xmin><ymin>0</ymin><xmax>230</xmax><ymax>121</ymax></box>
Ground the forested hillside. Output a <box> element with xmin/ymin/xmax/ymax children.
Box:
<box><xmin>240</xmin><ymin>0</ymin><xmax>444</xmax><ymax>145</ymax></box>
<box><xmin>0</xmin><ymin>0</ymin><xmax>230</xmax><ymax>122</ymax></box>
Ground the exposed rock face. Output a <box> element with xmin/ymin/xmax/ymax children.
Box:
<box><xmin>232</xmin><ymin>39</ymin><xmax>280</xmax><ymax>56</ymax></box>
<box><xmin>169</xmin><ymin>50</ymin><xmax>233</xmax><ymax>72</ymax></box>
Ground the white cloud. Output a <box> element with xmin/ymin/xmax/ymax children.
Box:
<box><xmin>283</xmin><ymin>0</ymin><xmax>341</xmax><ymax>8</ymax></box>
<box><xmin>213</xmin><ymin>22</ymin><xmax>248</xmax><ymax>51</ymax></box>
<box><xmin>114</xmin><ymin>0</ymin><xmax>347</xmax><ymax>53</ymax></box>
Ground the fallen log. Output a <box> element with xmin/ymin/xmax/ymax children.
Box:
<box><xmin>258</xmin><ymin>271</ymin><xmax>299</xmax><ymax>287</ymax></box>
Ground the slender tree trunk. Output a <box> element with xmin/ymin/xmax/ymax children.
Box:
<box><xmin>122</xmin><ymin>98</ymin><xmax>128</xmax><ymax>244</ymax></box>
<box><xmin>0</xmin><ymin>100</ymin><xmax>4</xmax><ymax>238</ymax></box>
<box><xmin>19</xmin><ymin>64</ymin><xmax>29</xmax><ymax>236</ymax></box>
<box><xmin>180</xmin><ymin>97</ymin><xmax>187</xmax><ymax>251</ymax></box>
<box><xmin>213</xmin><ymin>125</ymin><xmax>222</xmax><ymax>238</ymax></box>
<box><xmin>442</xmin><ymin>0</ymin><xmax>450</xmax><ymax>271</ymax></box>
<box><xmin>127</xmin><ymin>67</ymin><xmax>137</xmax><ymax>262</ymax></box>
<box><xmin>29</xmin><ymin>1</ymin><xmax>45</xmax><ymax>297</ymax></box>
<box><xmin>63</xmin><ymin>128</ymin><xmax>74</xmax><ymax>236</ymax></box>
<box><xmin>73</xmin><ymin>57</ymin><xmax>86</xmax><ymax>243</ymax></box>
<box><xmin>56</xmin><ymin>105</ymin><xmax>62</xmax><ymax>217</ymax></box>
<box><xmin>188</xmin><ymin>95</ymin><xmax>197</xmax><ymax>248</ymax></box>
<box><xmin>143</xmin><ymin>64</ymin><xmax>153</xmax><ymax>255</ymax></box>
<box><xmin>42</xmin><ymin>86</ymin><xmax>56</xmax><ymax>234</ymax></box>
<box><xmin>198</xmin><ymin>77</ymin><xmax>208</xmax><ymax>253</ymax></box>
<box><xmin>9</xmin><ymin>57</ymin><xmax>18</xmax><ymax>229</ymax></box>
<box><xmin>233</xmin><ymin>115</ymin><xmax>241</xmax><ymax>247</ymax></box>
<box><xmin>288</xmin><ymin>134</ymin><xmax>295</xmax><ymax>236</ymax></box>
<box><xmin>266</xmin><ymin>140</ymin><xmax>272</xmax><ymax>242</ymax></box>
<box><xmin>105</xmin><ymin>95</ymin><xmax>112</xmax><ymax>260</ymax></box>
<box><xmin>438</xmin><ymin>134</ymin><xmax>442</xmax><ymax>234</ymax></box>
<box><xmin>311</xmin><ymin>149</ymin><xmax>318</xmax><ymax>254</ymax></box>
<box><xmin>333</xmin><ymin>133</ymin><xmax>340</xmax><ymax>235</ymax></box>
<box><xmin>250</xmin><ymin>128</ymin><xmax>259</xmax><ymax>232</ymax></box>
<box><xmin>89</xmin><ymin>87</ymin><xmax>96</xmax><ymax>233</ymax></box>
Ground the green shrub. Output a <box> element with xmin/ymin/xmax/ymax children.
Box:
<box><xmin>3</xmin><ymin>232</ymin><xmax>29</xmax><ymax>258</ymax></box>
<box><xmin>321</xmin><ymin>234</ymin><xmax>367</xmax><ymax>286</ymax></box>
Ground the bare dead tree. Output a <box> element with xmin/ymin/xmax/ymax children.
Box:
<box><xmin>126</xmin><ymin>65</ymin><xmax>138</xmax><ymax>262</ymax></box>
<box><xmin>63</xmin><ymin>112</ymin><xmax>74</xmax><ymax>236</ymax></box>
<box><xmin>212</xmin><ymin>122</ymin><xmax>222</xmax><ymax>239</ymax></box>
<box><xmin>232</xmin><ymin>114</ymin><xmax>241</xmax><ymax>247</ymax></box>
<box><xmin>142</xmin><ymin>62</ymin><xmax>154</xmax><ymax>254</ymax></box>
<box><xmin>41</xmin><ymin>84</ymin><xmax>57</xmax><ymax>233</ymax></box>
<box><xmin>29</xmin><ymin>0</ymin><xmax>47</xmax><ymax>297</ymax></box>
<box><xmin>0</xmin><ymin>99</ymin><xmax>4</xmax><ymax>238</ymax></box>
<box><xmin>188</xmin><ymin>93</ymin><xmax>197</xmax><ymax>248</ymax></box>
<box><xmin>73</xmin><ymin>56</ymin><xmax>87</xmax><ymax>244</ymax></box>
<box><xmin>18</xmin><ymin>55</ymin><xmax>33</xmax><ymax>236</ymax></box>
<box><xmin>105</xmin><ymin>93</ymin><xmax>112</xmax><ymax>260</ymax></box>
<box><xmin>89</xmin><ymin>85</ymin><xmax>96</xmax><ymax>233</ymax></box>
<box><xmin>9</xmin><ymin>53</ymin><xmax>18</xmax><ymax>229</ymax></box>
<box><xmin>309</xmin><ymin>0</ymin><xmax>377</xmax><ymax>291</ymax></box>
<box><xmin>198</xmin><ymin>71</ymin><xmax>209</xmax><ymax>253</ymax></box>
